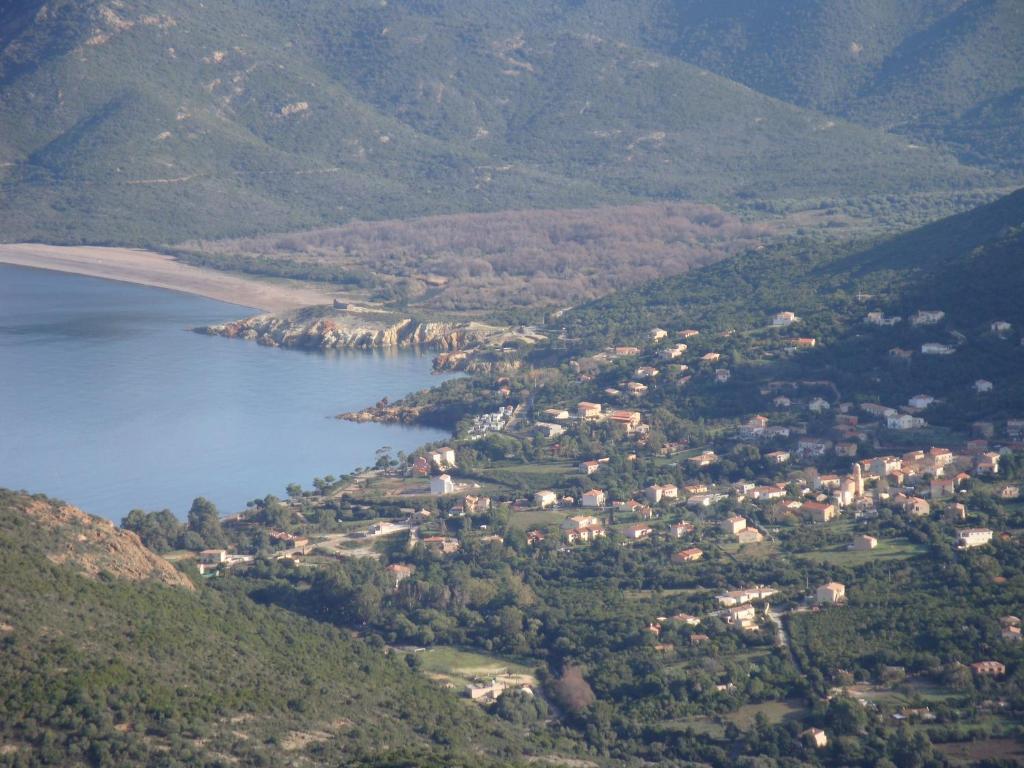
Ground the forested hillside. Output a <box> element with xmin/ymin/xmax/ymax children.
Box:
<box><xmin>0</xmin><ymin>490</ymin><xmax>548</xmax><ymax>767</ymax></box>
<box><xmin>0</xmin><ymin>0</ymin><xmax>1016</xmax><ymax>244</ymax></box>
<box><xmin>564</xmin><ymin>188</ymin><xmax>1024</xmax><ymax>344</ymax></box>
<box><xmin>558</xmin><ymin>187</ymin><xmax>1024</xmax><ymax>431</ymax></box>
<box><xmin>655</xmin><ymin>0</ymin><xmax>1024</xmax><ymax>168</ymax></box>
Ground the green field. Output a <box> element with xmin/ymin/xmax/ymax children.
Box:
<box><xmin>508</xmin><ymin>509</ymin><xmax>570</xmax><ymax>532</ymax></box>
<box><xmin>793</xmin><ymin>537</ymin><xmax>926</xmax><ymax>566</ymax></box>
<box><xmin>936</xmin><ymin>737</ymin><xmax>1024</xmax><ymax>765</ymax></box>
<box><xmin>473</xmin><ymin>460</ymin><xmax>577</xmax><ymax>491</ymax></box>
<box><xmin>663</xmin><ymin>699</ymin><xmax>807</xmax><ymax>738</ymax></box>
<box><xmin>415</xmin><ymin>646</ymin><xmax>537</xmax><ymax>688</ymax></box>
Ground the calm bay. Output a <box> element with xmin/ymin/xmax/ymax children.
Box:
<box><xmin>0</xmin><ymin>264</ymin><xmax>451</xmax><ymax>520</ymax></box>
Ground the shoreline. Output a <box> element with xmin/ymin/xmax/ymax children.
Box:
<box><xmin>0</xmin><ymin>243</ymin><xmax>332</xmax><ymax>313</ymax></box>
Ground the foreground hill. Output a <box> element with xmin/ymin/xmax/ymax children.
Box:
<box><xmin>0</xmin><ymin>490</ymin><xmax>550</xmax><ymax>766</ymax></box>
<box><xmin>0</xmin><ymin>0</ymin><xmax>1010</xmax><ymax>244</ymax></box>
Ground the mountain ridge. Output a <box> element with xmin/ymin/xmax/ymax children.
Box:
<box><xmin>0</xmin><ymin>0</ymin><xmax>1016</xmax><ymax>244</ymax></box>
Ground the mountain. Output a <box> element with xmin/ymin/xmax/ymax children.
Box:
<box><xmin>0</xmin><ymin>490</ymin><xmax>543</xmax><ymax>766</ymax></box>
<box><xmin>654</xmin><ymin>0</ymin><xmax>1024</xmax><ymax>167</ymax></box>
<box><xmin>0</xmin><ymin>0</ymin><xmax>1014</xmax><ymax>244</ymax></box>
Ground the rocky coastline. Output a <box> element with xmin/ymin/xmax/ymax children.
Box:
<box><xmin>195</xmin><ymin>313</ymin><xmax>479</xmax><ymax>351</ymax></box>
<box><xmin>337</xmin><ymin>401</ymin><xmax>427</xmax><ymax>425</ymax></box>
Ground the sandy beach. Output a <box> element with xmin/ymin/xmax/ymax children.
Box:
<box><xmin>0</xmin><ymin>243</ymin><xmax>331</xmax><ymax>313</ymax></box>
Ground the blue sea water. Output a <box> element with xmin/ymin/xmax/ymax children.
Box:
<box><xmin>0</xmin><ymin>264</ymin><xmax>452</xmax><ymax>520</ymax></box>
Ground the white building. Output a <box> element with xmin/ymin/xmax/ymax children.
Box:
<box><xmin>974</xmin><ymin>379</ymin><xmax>994</xmax><ymax>393</ymax></box>
<box><xmin>957</xmin><ymin>528</ymin><xmax>994</xmax><ymax>549</ymax></box>
<box><xmin>865</xmin><ymin>311</ymin><xmax>901</xmax><ymax>326</ymax></box>
<box><xmin>887</xmin><ymin>413</ymin><xmax>925</xmax><ymax>430</ymax></box>
<box><xmin>430</xmin><ymin>474</ymin><xmax>455</xmax><ymax>495</ymax></box>
<box><xmin>772</xmin><ymin>311</ymin><xmax>799</xmax><ymax>327</ymax></box>
<box><xmin>921</xmin><ymin>343</ymin><xmax>955</xmax><ymax>355</ymax></box>
<box><xmin>721</xmin><ymin>515</ymin><xmax>747</xmax><ymax>535</ymax></box>
<box><xmin>908</xmin><ymin>394</ymin><xmax>935</xmax><ymax>409</ymax></box>
<box><xmin>911</xmin><ymin>310</ymin><xmax>945</xmax><ymax>326</ymax></box>
<box><xmin>534</xmin><ymin>490</ymin><xmax>558</xmax><ymax>509</ymax></box>
<box><xmin>535</xmin><ymin>422</ymin><xmax>565</xmax><ymax>438</ymax></box>
<box><xmin>852</xmin><ymin>534</ymin><xmax>877</xmax><ymax>551</ymax></box>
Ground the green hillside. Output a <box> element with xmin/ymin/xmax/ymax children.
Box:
<box><xmin>560</xmin><ymin>187</ymin><xmax>1024</xmax><ymax>428</ymax></box>
<box><xmin>0</xmin><ymin>490</ymin><xmax>548</xmax><ymax>767</ymax></box>
<box><xmin>0</xmin><ymin>0</ymin><xmax>1012</xmax><ymax>244</ymax></box>
<box><xmin>565</xmin><ymin>187</ymin><xmax>1024</xmax><ymax>341</ymax></box>
<box><xmin>655</xmin><ymin>0</ymin><xmax>1024</xmax><ymax>167</ymax></box>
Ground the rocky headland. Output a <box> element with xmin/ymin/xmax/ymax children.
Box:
<box><xmin>196</xmin><ymin>313</ymin><xmax>477</xmax><ymax>351</ymax></box>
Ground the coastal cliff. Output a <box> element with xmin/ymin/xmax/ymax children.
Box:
<box><xmin>196</xmin><ymin>314</ymin><xmax>478</xmax><ymax>351</ymax></box>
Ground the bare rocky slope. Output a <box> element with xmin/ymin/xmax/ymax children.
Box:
<box><xmin>197</xmin><ymin>310</ymin><xmax>546</xmax><ymax>353</ymax></box>
<box><xmin>2</xmin><ymin>491</ymin><xmax>194</xmax><ymax>590</ymax></box>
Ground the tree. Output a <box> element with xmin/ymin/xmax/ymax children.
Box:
<box><xmin>186</xmin><ymin>497</ymin><xmax>225</xmax><ymax>548</ymax></box>
<box><xmin>549</xmin><ymin>666</ymin><xmax>596</xmax><ymax>715</ymax></box>
<box><xmin>121</xmin><ymin>509</ymin><xmax>184</xmax><ymax>553</ymax></box>
<box><xmin>825</xmin><ymin>696</ymin><xmax>868</xmax><ymax>735</ymax></box>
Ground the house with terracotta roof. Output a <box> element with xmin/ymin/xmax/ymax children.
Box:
<box><xmin>386</xmin><ymin>563</ymin><xmax>415</xmax><ymax>588</ymax></box>
<box><xmin>816</xmin><ymin>582</ymin><xmax>846</xmax><ymax>604</ymax></box>
<box><xmin>608</xmin><ymin>410</ymin><xmax>642</xmax><ymax>430</ymax></box>
<box><xmin>976</xmin><ymin>452</ymin><xmax>1001</xmax><ymax>475</ymax></box>
<box><xmin>561</xmin><ymin>515</ymin><xmax>606</xmax><ymax>544</ymax></box>
<box><xmin>623</xmin><ymin>523</ymin><xmax>653</xmax><ymax>541</ymax></box>
<box><xmin>688</xmin><ymin>451</ymin><xmax>718</xmax><ymax>468</ymax></box>
<box><xmin>672</xmin><ymin>547</ymin><xmax>703</xmax><ymax>563</ymax></box>
<box><xmin>422</xmin><ymin>536</ymin><xmax>460</xmax><ymax>555</ymax></box>
<box><xmin>801</xmin><ymin>501</ymin><xmax>837</xmax><ymax>523</ymax></box>
<box><xmin>970</xmin><ymin>661</ymin><xmax>1005</xmax><ymax>677</ymax></box>
<box><xmin>626</xmin><ymin>381</ymin><xmax>649</xmax><ymax>396</ymax></box>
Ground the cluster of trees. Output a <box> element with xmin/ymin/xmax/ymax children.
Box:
<box><xmin>121</xmin><ymin>497</ymin><xmax>224</xmax><ymax>553</ymax></box>
<box><xmin>178</xmin><ymin>201</ymin><xmax>769</xmax><ymax>311</ymax></box>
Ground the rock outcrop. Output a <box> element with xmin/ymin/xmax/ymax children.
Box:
<box><xmin>197</xmin><ymin>314</ymin><xmax>479</xmax><ymax>351</ymax></box>
<box><xmin>2</xmin><ymin>492</ymin><xmax>194</xmax><ymax>590</ymax></box>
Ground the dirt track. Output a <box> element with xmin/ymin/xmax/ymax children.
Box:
<box><xmin>0</xmin><ymin>243</ymin><xmax>331</xmax><ymax>313</ymax></box>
